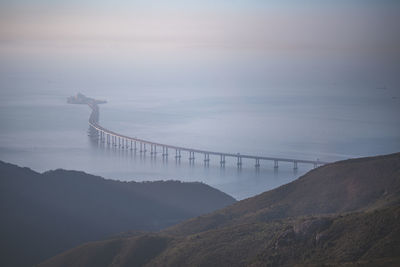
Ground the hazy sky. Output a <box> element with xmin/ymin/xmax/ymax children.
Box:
<box><xmin>1</xmin><ymin>0</ymin><xmax>399</xmax><ymax>98</ymax></box>
<box><xmin>1</xmin><ymin>0</ymin><xmax>399</xmax><ymax>54</ymax></box>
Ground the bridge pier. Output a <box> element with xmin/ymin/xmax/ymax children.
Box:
<box><xmin>162</xmin><ymin>146</ymin><xmax>168</xmax><ymax>157</ymax></box>
<box><xmin>189</xmin><ymin>151</ymin><xmax>195</xmax><ymax>163</ymax></box>
<box><xmin>274</xmin><ymin>160</ymin><xmax>279</xmax><ymax>169</ymax></box>
<box><xmin>294</xmin><ymin>161</ymin><xmax>298</xmax><ymax>170</ymax></box>
<box><xmin>175</xmin><ymin>149</ymin><xmax>181</xmax><ymax>160</ymax></box>
<box><xmin>204</xmin><ymin>153</ymin><xmax>210</xmax><ymax>166</ymax></box>
<box><xmin>139</xmin><ymin>142</ymin><xmax>143</xmax><ymax>153</ymax></box>
<box><xmin>255</xmin><ymin>158</ymin><xmax>260</xmax><ymax>168</ymax></box>
<box><xmin>220</xmin><ymin>155</ymin><xmax>225</xmax><ymax>167</ymax></box>
<box><xmin>237</xmin><ymin>156</ymin><xmax>242</xmax><ymax>168</ymax></box>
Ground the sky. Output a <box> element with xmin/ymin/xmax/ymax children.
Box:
<box><xmin>0</xmin><ymin>0</ymin><xmax>399</xmax><ymax>98</ymax></box>
<box><xmin>1</xmin><ymin>0</ymin><xmax>399</xmax><ymax>53</ymax></box>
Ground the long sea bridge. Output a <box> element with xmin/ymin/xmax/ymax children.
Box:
<box><xmin>69</xmin><ymin>94</ymin><xmax>328</xmax><ymax>170</ymax></box>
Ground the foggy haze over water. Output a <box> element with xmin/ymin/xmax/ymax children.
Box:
<box><xmin>1</xmin><ymin>0</ymin><xmax>400</xmax><ymax>199</ymax></box>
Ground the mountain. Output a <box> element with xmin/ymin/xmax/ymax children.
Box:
<box><xmin>39</xmin><ymin>153</ymin><xmax>400</xmax><ymax>266</ymax></box>
<box><xmin>0</xmin><ymin>161</ymin><xmax>235</xmax><ymax>267</ymax></box>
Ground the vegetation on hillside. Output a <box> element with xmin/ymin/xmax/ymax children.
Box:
<box><xmin>39</xmin><ymin>153</ymin><xmax>400</xmax><ymax>267</ymax></box>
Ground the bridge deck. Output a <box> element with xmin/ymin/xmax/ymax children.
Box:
<box><xmin>76</xmin><ymin>98</ymin><xmax>328</xmax><ymax>167</ymax></box>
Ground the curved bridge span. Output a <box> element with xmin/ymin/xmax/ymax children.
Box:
<box><xmin>70</xmin><ymin>94</ymin><xmax>328</xmax><ymax>169</ymax></box>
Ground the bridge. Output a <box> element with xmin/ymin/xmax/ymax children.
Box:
<box><xmin>69</xmin><ymin>94</ymin><xmax>328</xmax><ymax>170</ymax></box>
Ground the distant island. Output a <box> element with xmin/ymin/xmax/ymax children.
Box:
<box><xmin>67</xmin><ymin>93</ymin><xmax>107</xmax><ymax>105</ymax></box>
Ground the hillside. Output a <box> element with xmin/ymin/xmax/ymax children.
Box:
<box><xmin>42</xmin><ymin>206</ymin><xmax>400</xmax><ymax>267</ymax></box>
<box><xmin>166</xmin><ymin>152</ymin><xmax>400</xmax><ymax>236</ymax></box>
<box><xmin>40</xmin><ymin>153</ymin><xmax>400</xmax><ymax>266</ymax></box>
<box><xmin>0</xmin><ymin>161</ymin><xmax>235</xmax><ymax>267</ymax></box>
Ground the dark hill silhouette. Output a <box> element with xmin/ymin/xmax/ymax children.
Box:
<box><xmin>0</xmin><ymin>161</ymin><xmax>235</xmax><ymax>267</ymax></box>
<box><xmin>39</xmin><ymin>153</ymin><xmax>400</xmax><ymax>266</ymax></box>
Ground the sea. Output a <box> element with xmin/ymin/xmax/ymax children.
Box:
<box><xmin>1</xmin><ymin>46</ymin><xmax>399</xmax><ymax>200</ymax></box>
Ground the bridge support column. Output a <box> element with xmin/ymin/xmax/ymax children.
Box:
<box><xmin>130</xmin><ymin>140</ymin><xmax>133</xmax><ymax>150</ymax></box>
<box><xmin>255</xmin><ymin>158</ymin><xmax>260</xmax><ymax>168</ymax></box>
<box><xmin>175</xmin><ymin>149</ymin><xmax>181</xmax><ymax>160</ymax></box>
<box><xmin>162</xmin><ymin>147</ymin><xmax>169</xmax><ymax>157</ymax></box>
<box><xmin>189</xmin><ymin>151</ymin><xmax>195</xmax><ymax>163</ymax></box>
<box><xmin>140</xmin><ymin>142</ymin><xmax>143</xmax><ymax>153</ymax></box>
<box><xmin>220</xmin><ymin>155</ymin><xmax>225</xmax><ymax>167</ymax></box>
<box><xmin>204</xmin><ymin>153</ymin><xmax>210</xmax><ymax>165</ymax></box>
<box><xmin>294</xmin><ymin>161</ymin><xmax>298</xmax><ymax>170</ymax></box>
<box><xmin>274</xmin><ymin>160</ymin><xmax>279</xmax><ymax>169</ymax></box>
<box><xmin>143</xmin><ymin>143</ymin><xmax>146</xmax><ymax>153</ymax></box>
<box><xmin>237</xmin><ymin>156</ymin><xmax>242</xmax><ymax>168</ymax></box>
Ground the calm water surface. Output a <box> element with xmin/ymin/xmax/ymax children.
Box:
<box><xmin>1</xmin><ymin>49</ymin><xmax>399</xmax><ymax>199</ymax></box>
